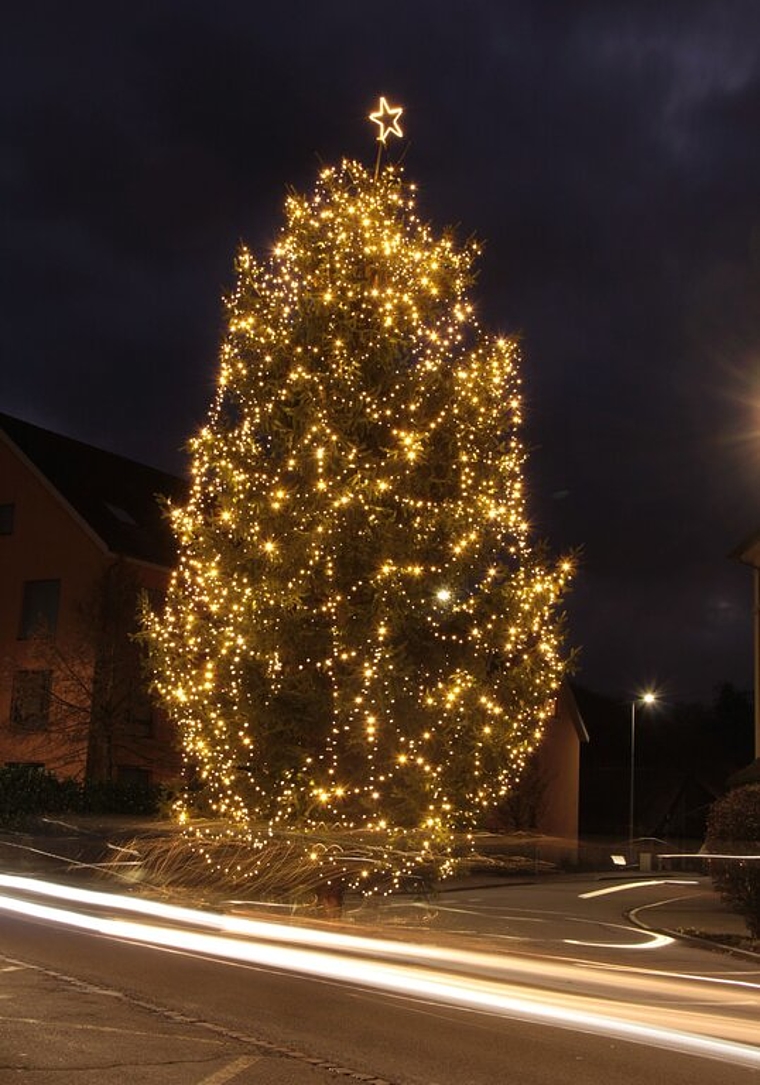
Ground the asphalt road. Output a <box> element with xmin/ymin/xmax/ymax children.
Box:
<box><xmin>0</xmin><ymin>874</ymin><xmax>758</xmax><ymax>1084</ymax></box>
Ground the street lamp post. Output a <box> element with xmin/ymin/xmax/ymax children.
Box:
<box><xmin>629</xmin><ymin>691</ymin><xmax>656</xmax><ymax>860</ymax></box>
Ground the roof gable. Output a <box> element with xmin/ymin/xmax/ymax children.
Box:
<box><xmin>734</xmin><ymin>530</ymin><xmax>760</xmax><ymax>568</ymax></box>
<box><xmin>0</xmin><ymin>412</ymin><xmax>187</xmax><ymax>568</ymax></box>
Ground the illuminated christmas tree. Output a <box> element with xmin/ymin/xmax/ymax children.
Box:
<box><xmin>145</xmin><ymin>100</ymin><xmax>573</xmax><ymax>888</ymax></box>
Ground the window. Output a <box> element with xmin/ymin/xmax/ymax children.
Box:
<box><xmin>104</xmin><ymin>502</ymin><xmax>136</xmax><ymax>526</ymax></box>
<box><xmin>19</xmin><ymin>579</ymin><xmax>60</xmax><ymax>639</ymax></box>
<box><xmin>10</xmin><ymin>670</ymin><xmax>52</xmax><ymax>731</ymax></box>
<box><xmin>129</xmin><ymin>692</ymin><xmax>155</xmax><ymax>738</ymax></box>
<box><xmin>0</xmin><ymin>504</ymin><xmax>14</xmax><ymax>535</ymax></box>
<box><xmin>116</xmin><ymin>764</ymin><xmax>152</xmax><ymax>788</ymax></box>
<box><xmin>144</xmin><ymin>587</ymin><xmax>165</xmax><ymax>611</ymax></box>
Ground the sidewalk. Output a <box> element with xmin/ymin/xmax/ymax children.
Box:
<box><xmin>624</xmin><ymin>878</ymin><xmax>760</xmax><ymax>959</ymax></box>
<box><xmin>0</xmin><ymin>952</ymin><xmax>384</xmax><ymax>1085</ymax></box>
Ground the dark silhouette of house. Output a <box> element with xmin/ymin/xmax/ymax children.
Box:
<box><xmin>734</xmin><ymin>530</ymin><xmax>760</xmax><ymax>767</ymax></box>
<box><xmin>574</xmin><ymin>681</ymin><xmax>752</xmax><ymax>848</ymax></box>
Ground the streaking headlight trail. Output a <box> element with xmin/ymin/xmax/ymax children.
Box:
<box><xmin>1</xmin><ymin>874</ymin><xmax>759</xmax><ymax>1072</ymax></box>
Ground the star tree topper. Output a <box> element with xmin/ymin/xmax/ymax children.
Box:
<box><xmin>369</xmin><ymin>96</ymin><xmax>404</xmax><ymax>144</ymax></box>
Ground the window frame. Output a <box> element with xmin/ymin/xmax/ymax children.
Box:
<box><xmin>0</xmin><ymin>503</ymin><xmax>14</xmax><ymax>535</ymax></box>
<box><xmin>18</xmin><ymin>578</ymin><xmax>61</xmax><ymax>639</ymax></box>
<box><xmin>9</xmin><ymin>669</ymin><xmax>53</xmax><ymax>731</ymax></box>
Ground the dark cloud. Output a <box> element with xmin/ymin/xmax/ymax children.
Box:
<box><xmin>3</xmin><ymin>1</ymin><xmax>759</xmax><ymax>701</ymax></box>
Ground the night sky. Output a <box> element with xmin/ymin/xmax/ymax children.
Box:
<box><xmin>4</xmin><ymin>2</ymin><xmax>760</xmax><ymax>704</ymax></box>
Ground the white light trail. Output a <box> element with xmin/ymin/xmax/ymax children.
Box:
<box><xmin>0</xmin><ymin>873</ymin><xmax>676</xmax><ymax>964</ymax></box>
<box><xmin>579</xmin><ymin>879</ymin><xmax>699</xmax><ymax>899</ymax></box>
<box><xmin>1</xmin><ymin>875</ymin><xmax>759</xmax><ymax>1070</ymax></box>
<box><xmin>675</xmin><ymin>853</ymin><xmax>760</xmax><ymax>861</ymax></box>
<box><xmin>564</xmin><ymin>931</ymin><xmax>675</xmax><ymax>950</ymax></box>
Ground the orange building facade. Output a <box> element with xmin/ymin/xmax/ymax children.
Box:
<box><xmin>536</xmin><ymin>682</ymin><xmax>587</xmax><ymax>849</ymax></box>
<box><xmin>0</xmin><ymin>413</ymin><xmax>185</xmax><ymax>786</ymax></box>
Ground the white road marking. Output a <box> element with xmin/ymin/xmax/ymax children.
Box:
<box><xmin>579</xmin><ymin>880</ymin><xmax>698</xmax><ymax>899</ymax></box>
<box><xmin>198</xmin><ymin>1056</ymin><xmax>261</xmax><ymax>1084</ymax></box>
<box><xmin>564</xmin><ymin>930</ymin><xmax>675</xmax><ymax>950</ymax></box>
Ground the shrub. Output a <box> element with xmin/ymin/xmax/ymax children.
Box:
<box><xmin>0</xmin><ymin>766</ymin><xmax>165</xmax><ymax>827</ymax></box>
<box><xmin>705</xmin><ymin>784</ymin><xmax>760</xmax><ymax>939</ymax></box>
<box><xmin>0</xmin><ymin>765</ymin><xmax>79</xmax><ymax>827</ymax></box>
<box><xmin>80</xmin><ymin>780</ymin><xmax>164</xmax><ymax>816</ymax></box>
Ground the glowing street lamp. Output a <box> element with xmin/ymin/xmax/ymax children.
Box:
<box><xmin>629</xmin><ymin>690</ymin><xmax>657</xmax><ymax>858</ymax></box>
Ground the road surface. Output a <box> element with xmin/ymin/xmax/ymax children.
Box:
<box><xmin>0</xmin><ymin>872</ymin><xmax>758</xmax><ymax>1084</ymax></box>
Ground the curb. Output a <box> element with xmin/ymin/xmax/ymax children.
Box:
<box><xmin>626</xmin><ymin>905</ymin><xmax>760</xmax><ymax>963</ymax></box>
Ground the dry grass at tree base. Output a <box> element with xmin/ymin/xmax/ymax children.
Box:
<box><xmin>107</xmin><ymin>824</ymin><xmax>554</xmax><ymax>911</ymax></box>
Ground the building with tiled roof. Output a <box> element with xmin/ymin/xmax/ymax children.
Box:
<box><xmin>0</xmin><ymin>412</ymin><xmax>187</xmax><ymax>785</ymax></box>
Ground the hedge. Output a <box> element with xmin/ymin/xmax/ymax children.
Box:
<box><xmin>0</xmin><ymin>765</ymin><xmax>164</xmax><ymax>828</ymax></box>
<box><xmin>705</xmin><ymin>783</ymin><xmax>760</xmax><ymax>939</ymax></box>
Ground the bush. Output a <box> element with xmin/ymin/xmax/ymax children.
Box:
<box><xmin>705</xmin><ymin>784</ymin><xmax>760</xmax><ymax>938</ymax></box>
<box><xmin>0</xmin><ymin>765</ymin><xmax>165</xmax><ymax>828</ymax></box>
<box><xmin>80</xmin><ymin>780</ymin><xmax>164</xmax><ymax>816</ymax></box>
<box><xmin>0</xmin><ymin>765</ymin><xmax>79</xmax><ymax>827</ymax></box>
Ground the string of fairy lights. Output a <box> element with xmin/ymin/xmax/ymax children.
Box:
<box><xmin>144</xmin><ymin>98</ymin><xmax>573</xmax><ymax>893</ymax></box>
